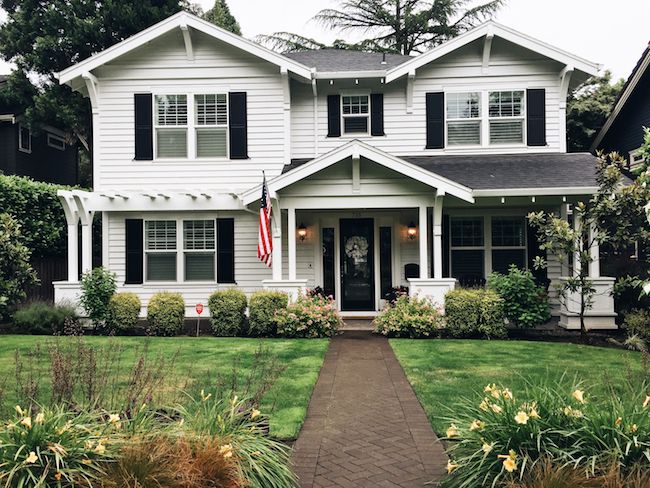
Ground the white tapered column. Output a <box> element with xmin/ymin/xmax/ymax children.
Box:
<box><xmin>589</xmin><ymin>223</ymin><xmax>600</xmax><ymax>278</ymax></box>
<box><xmin>560</xmin><ymin>203</ymin><xmax>570</xmax><ymax>276</ymax></box>
<box><xmin>288</xmin><ymin>207</ymin><xmax>297</xmax><ymax>280</ymax></box>
<box><xmin>419</xmin><ymin>204</ymin><xmax>429</xmax><ymax>279</ymax></box>
<box><xmin>80</xmin><ymin>212</ymin><xmax>95</xmax><ymax>274</ymax></box>
<box><xmin>58</xmin><ymin>192</ymin><xmax>80</xmax><ymax>282</ymax></box>
<box><xmin>433</xmin><ymin>195</ymin><xmax>444</xmax><ymax>279</ymax></box>
<box><xmin>272</xmin><ymin>204</ymin><xmax>283</xmax><ymax>281</ymax></box>
<box><xmin>573</xmin><ymin>210</ymin><xmax>582</xmax><ymax>276</ymax></box>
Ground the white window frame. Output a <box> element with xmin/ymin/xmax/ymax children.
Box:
<box><xmin>449</xmin><ymin>216</ymin><xmax>486</xmax><ymax>279</ymax></box>
<box><xmin>630</xmin><ymin>148</ymin><xmax>646</xmax><ymax>168</ymax></box>
<box><xmin>153</xmin><ymin>94</ymin><xmax>189</xmax><ymax>160</ymax></box>
<box><xmin>144</xmin><ymin>220</ymin><xmax>179</xmax><ymax>283</ymax></box>
<box><xmin>47</xmin><ymin>133</ymin><xmax>66</xmax><ymax>151</ymax></box>
<box><xmin>488</xmin><ymin>90</ymin><xmax>526</xmax><ymax>146</ymax></box>
<box><xmin>183</xmin><ymin>219</ymin><xmax>217</xmax><ymax>282</ymax></box>
<box><xmin>445</xmin><ymin>91</ymin><xmax>482</xmax><ymax>147</ymax></box>
<box><xmin>18</xmin><ymin>124</ymin><xmax>32</xmax><ymax>154</ymax></box>
<box><xmin>341</xmin><ymin>93</ymin><xmax>370</xmax><ymax>136</ymax></box>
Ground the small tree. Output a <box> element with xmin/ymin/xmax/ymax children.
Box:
<box><xmin>0</xmin><ymin>213</ymin><xmax>38</xmax><ymax>320</ymax></box>
<box><xmin>79</xmin><ymin>267</ymin><xmax>117</xmax><ymax>327</ymax></box>
<box><xmin>528</xmin><ymin>152</ymin><xmax>650</xmax><ymax>334</ymax></box>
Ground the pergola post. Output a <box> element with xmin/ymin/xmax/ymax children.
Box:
<box><xmin>418</xmin><ymin>204</ymin><xmax>429</xmax><ymax>279</ymax></box>
<box><xmin>288</xmin><ymin>207</ymin><xmax>297</xmax><ymax>280</ymax></box>
<box><xmin>432</xmin><ymin>195</ymin><xmax>444</xmax><ymax>279</ymax></box>
<box><xmin>73</xmin><ymin>191</ymin><xmax>95</xmax><ymax>275</ymax></box>
<box><xmin>57</xmin><ymin>192</ymin><xmax>79</xmax><ymax>282</ymax></box>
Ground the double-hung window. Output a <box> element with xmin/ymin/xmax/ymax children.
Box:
<box><xmin>195</xmin><ymin>94</ymin><xmax>228</xmax><ymax>158</ymax></box>
<box><xmin>341</xmin><ymin>95</ymin><xmax>369</xmax><ymax>134</ymax></box>
<box><xmin>155</xmin><ymin>95</ymin><xmax>188</xmax><ymax>158</ymax></box>
<box><xmin>450</xmin><ymin>217</ymin><xmax>485</xmax><ymax>283</ymax></box>
<box><xmin>446</xmin><ymin>92</ymin><xmax>481</xmax><ymax>146</ymax></box>
<box><xmin>488</xmin><ymin>90</ymin><xmax>525</xmax><ymax>144</ymax></box>
<box><xmin>18</xmin><ymin>124</ymin><xmax>31</xmax><ymax>153</ymax></box>
<box><xmin>491</xmin><ymin>217</ymin><xmax>526</xmax><ymax>273</ymax></box>
<box><xmin>145</xmin><ymin>220</ymin><xmax>177</xmax><ymax>281</ymax></box>
<box><xmin>184</xmin><ymin>220</ymin><xmax>216</xmax><ymax>281</ymax></box>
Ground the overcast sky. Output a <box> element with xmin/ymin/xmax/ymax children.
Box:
<box><xmin>1</xmin><ymin>0</ymin><xmax>648</xmax><ymax>81</ymax></box>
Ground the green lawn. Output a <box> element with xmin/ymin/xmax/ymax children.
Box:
<box><xmin>0</xmin><ymin>335</ymin><xmax>329</xmax><ymax>440</ymax></box>
<box><xmin>390</xmin><ymin>339</ymin><xmax>646</xmax><ymax>435</ymax></box>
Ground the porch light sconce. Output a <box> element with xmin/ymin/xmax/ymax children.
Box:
<box><xmin>297</xmin><ymin>223</ymin><xmax>307</xmax><ymax>242</ymax></box>
<box><xmin>407</xmin><ymin>221</ymin><xmax>417</xmax><ymax>240</ymax></box>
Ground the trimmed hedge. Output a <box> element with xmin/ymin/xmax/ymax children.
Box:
<box><xmin>374</xmin><ymin>295</ymin><xmax>444</xmax><ymax>338</ymax></box>
<box><xmin>208</xmin><ymin>289</ymin><xmax>247</xmax><ymax>336</ymax></box>
<box><xmin>13</xmin><ymin>301</ymin><xmax>78</xmax><ymax>335</ymax></box>
<box><xmin>445</xmin><ymin>288</ymin><xmax>507</xmax><ymax>339</ymax></box>
<box><xmin>248</xmin><ymin>291</ymin><xmax>288</xmax><ymax>336</ymax></box>
<box><xmin>107</xmin><ymin>292</ymin><xmax>141</xmax><ymax>333</ymax></box>
<box><xmin>147</xmin><ymin>292</ymin><xmax>185</xmax><ymax>336</ymax></box>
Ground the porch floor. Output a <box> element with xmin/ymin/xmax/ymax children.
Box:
<box><xmin>340</xmin><ymin>318</ymin><xmax>375</xmax><ymax>331</ymax></box>
<box><xmin>292</xmin><ymin>331</ymin><xmax>447</xmax><ymax>487</ymax></box>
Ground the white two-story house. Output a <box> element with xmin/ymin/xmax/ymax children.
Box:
<box><xmin>54</xmin><ymin>11</ymin><xmax>617</xmax><ymax>328</ymax></box>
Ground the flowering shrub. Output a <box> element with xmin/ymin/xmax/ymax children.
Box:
<box><xmin>488</xmin><ymin>265</ymin><xmax>550</xmax><ymax>328</ymax></box>
<box><xmin>0</xmin><ymin>406</ymin><xmax>118</xmax><ymax>487</ymax></box>
<box><xmin>444</xmin><ymin>288</ymin><xmax>507</xmax><ymax>339</ymax></box>
<box><xmin>275</xmin><ymin>294</ymin><xmax>341</xmax><ymax>338</ymax></box>
<box><xmin>374</xmin><ymin>295</ymin><xmax>444</xmax><ymax>338</ymax></box>
<box><xmin>440</xmin><ymin>377</ymin><xmax>650</xmax><ymax>487</ymax></box>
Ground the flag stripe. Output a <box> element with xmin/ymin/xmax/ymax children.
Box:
<box><xmin>258</xmin><ymin>174</ymin><xmax>273</xmax><ymax>268</ymax></box>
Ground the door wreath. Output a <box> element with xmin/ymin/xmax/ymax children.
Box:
<box><xmin>345</xmin><ymin>236</ymin><xmax>369</xmax><ymax>264</ymax></box>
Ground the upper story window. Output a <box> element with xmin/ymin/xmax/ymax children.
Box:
<box><xmin>195</xmin><ymin>94</ymin><xmax>228</xmax><ymax>158</ymax></box>
<box><xmin>342</xmin><ymin>95</ymin><xmax>369</xmax><ymax>135</ymax></box>
<box><xmin>155</xmin><ymin>95</ymin><xmax>188</xmax><ymax>158</ymax></box>
<box><xmin>630</xmin><ymin>148</ymin><xmax>646</xmax><ymax>168</ymax></box>
<box><xmin>489</xmin><ymin>91</ymin><xmax>525</xmax><ymax>144</ymax></box>
<box><xmin>446</xmin><ymin>92</ymin><xmax>481</xmax><ymax>146</ymax></box>
<box><xmin>18</xmin><ymin>124</ymin><xmax>32</xmax><ymax>153</ymax></box>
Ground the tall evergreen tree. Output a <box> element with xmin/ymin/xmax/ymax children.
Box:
<box><xmin>203</xmin><ymin>0</ymin><xmax>241</xmax><ymax>35</ymax></box>
<box><xmin>258</xmin><ymin>0</ymin><xmax>505</xmax><ymax>54</ymax></box>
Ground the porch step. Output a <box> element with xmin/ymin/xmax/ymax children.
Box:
<box><xmin>341</xmin><ymin>319</ymin><xmax>375</xmax><ymax>331</ymax></box>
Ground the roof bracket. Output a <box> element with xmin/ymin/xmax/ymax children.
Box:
<box><xmin>482</xmin><ymin>30</ymin><xmax>494</xmax><ymax>74</ymax></box>
<box><xmin>406</xmin><ymin>70</ymin><xmax>416</xmax><ymax>114</ymax></box>
<box><xmin>81</xmin><ymin>72</ymin><xmax>99</xmax><ymax>112</ymax></box>
<box><xmin>180</xmin><ymin>22</ymin><xmax>194</xmax><ymax>61</ymax></box>
<box><xmin>559</xmin><ymin>66</ymin><xmax>575</xmax><ymax>108</ymax></box>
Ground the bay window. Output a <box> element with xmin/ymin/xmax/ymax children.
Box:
<box><xmin>342</xmin><ymin>95</ymin><xmax>369</xmax><ymax>134</ymax></box>
<box><xmin>145</xmin><ymin>220</ymin><xmax>177</xmax><ymax>281</ymax></box>
<box><xmin>446</xmin><ymin>92</ymin><xmax>481</xmax><ymax>146</ymax></box>
<box><xmin>488</xmin><ymin>90</ymin><xmax>525</xmax><ymax>144</ymax></box>
<box><xmin>184</xmin><ymin>220</ymin><xmax>216</xmax><ymax>281</ymax></box>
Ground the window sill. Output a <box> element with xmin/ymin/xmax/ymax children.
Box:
<box><xmin>18</xmin><ymin>148</ymin><xmax>32</xmax><ymax>154</ymax></box>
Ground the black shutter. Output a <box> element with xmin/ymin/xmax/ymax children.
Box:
<box><xmin>370</xmin><ymin>93</ymin><xmax>384</xmax><ymax>136</ymax></box>
<box><xmin>229</xmin><ymin>92</ymin><xmax>248</xmax><ymax>159</ymax></box>
<box><xmin>426</xmin><ymin>92</ymin><xmax>444</xmax><ymax>149</ymax></box>
<box><xmin>134</xmin><ymin>94</ymin><xmax>153</xmax><ymax>160</ymax></box>
<box><xmin>527</xmin><ymin>89</ymin><xmax>546</xmax><ymax>146</ymax></box>
<box><xmin>125</xmin><ymin>219</ymin><xmax>143</xmax><ymax>284</ymax></box>
<box><xmin>217</xmin><ymin>218</ymin><xmax>235</xmax><ymax>283</ymax></box>
<box><xmin>327</xmin><ymin>95</ymin><xmax>341</xmax><ymax>137</ymax></box>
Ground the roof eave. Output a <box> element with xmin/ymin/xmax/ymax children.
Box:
<box><xmin>314</xmin><ymin>70</ymin><xmax>388</xmax><ymax>79</ymax></box>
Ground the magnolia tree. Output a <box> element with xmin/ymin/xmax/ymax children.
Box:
<box><xmin>528</xmin><ymin>152</ymin><xmax>650</xmax><ymax>334</ymax></box>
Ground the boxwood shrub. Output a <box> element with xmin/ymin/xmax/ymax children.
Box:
<box><xmin>146</xmin><ymin>292</ymin><xmax>185</xmax><ymax>336</ymax></box>
<box><xmin>444</xmin><ymin>288</ymin><xmax>506</xmax><ymax>339</ymax></box>
<box><xmin>107</xmin><ymin>292</ymin><xmax>141</xmax><ymax>334</ymax></box>
<box><xmin>13</xmin><ymin>301</ymin><xmax>78</xmax><ymax>335</ymax></box>
<box><xmin>248</xmin><ymin>291</ymin><xmax>288</xmax><ymax>336</ymax></box>
<box><xmin>208</xmin><ymin>289</ymin><xmax>247</xmax><ymax>336</ymax></box>
<box><xmin>374</xmin><ymin>295</ymin><xmax>444</xmax><ymax>338</ymax></box>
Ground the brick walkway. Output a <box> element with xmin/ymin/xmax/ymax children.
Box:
<box><xmin>292</xmin><ymin>331</ymin><xmax>447</xmax><ymax>487</ymax></box>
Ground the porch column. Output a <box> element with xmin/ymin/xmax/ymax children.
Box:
<box><xmin>432</xmin><ymin>195</ymin><xmax>444</xmax><ymax>279</ymax></box>
<box><xmin>559</xmin><ymin>203</ymin><xmax>570</xmax><ymax>276</ymax></box>
<box><xmin>573</xmin><ymin>210</ymin><xmax>582</xmax><ymax>277</ymax></box>
<box><xmin>80</xmin><ymin>212</ymin><xmax>95</xmax><ymax>274</ymax></box>
<box><xmin>419</xmin><ymin>204</ymin><xmax>429</xmax><ymax>279</ymax></box>
<box><xmin>589</xmin><ymin>223</ymin><xmax>600</xmax><ymax>278</ymax></box>
<box><xmin>288</xmin><ymin>207</ymin><xmax>297</xmax><ymax>280</ymax></box>
<box><xmin>272</xmin><ymin>203</ymin><xmax>283</xmax><ymax>281</ymax></box>
<box><xmin>57</xmin><ymin>193</ymin><xmax>79</xmax><ymax>282</ymax></box>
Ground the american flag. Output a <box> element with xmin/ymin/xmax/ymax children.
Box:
<box><xmin>257</xmin><ymin>173</ymin><xmax>273</xmax><ymax>267</ymax></box>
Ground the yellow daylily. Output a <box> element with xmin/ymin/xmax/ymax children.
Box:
<box><xmin>501</xmin><ymin>389</ymin><xmax>513</xmax><ymax>401</ymax></box>
<box><xmin>20</xmin><ymin>417</ymin><xmax>32</xmax><ymax>429</ymax></box>
<box><xmin>491</xmin><ymin>404</ymin><xmax>503</xmax><ymax>414</ymax></box>
<box><xmin>219</xmin><ymin>444</ymin><xmax>233</xmax><ymax>459</ymax></box>
<box><xmin>251</xmin><ymin>409</ymin><xmax>261</xmax><ymax>420</ymax></box>
<box><xmin>572</xmin><ymin>389</ymin><xmax>586</xmax><ymax>404</ymax></box>
<box><xmin>94</xmin><ymin>443</ymin><xmax>106</xmax><ymax>455</ymax></box>
<box><xmin>529</xmin><ymin>408</ymin><xmax>540</xmax><ymax>419</ymax></box>
<box><xmin>514</xmin><ymin>411</ymin><xmax>529</xmax><ymax>425</ymax></box>
<box><xmin>82</xmin><ymin>459</ymin><xmax>92</xmax><ymax>465</ymax></box>
<box><xmin>446</xmin><ymin>424</ymin><xmax>459</xmax><ymax>438</ymax></box>
<box><xmin>631</xmin><ymin>424</ymin><xmax>638</xmax><ymax>433</ymax></box>
<box><xmin>48</xmin><ymin>443</ymin><xmax>67</xmax><ymax>457</ymax></box>
<box><xmin>446</xmin><ymin>460</ymin><xmax>459</xmax><ymax>474</ymax></box>
<box><xmin>498</xmin><ymin>450</ymin><xmax>518</xmax><ymax>473</ymax></box>
<box><xmin>563</xmin><ymin>406</ymin><xmax>583</xmax><ymax>418</ymax></box>
<box><xmin>643</xmin><ymin>395</ymin><xmax>650</xmax><ymax>409</ymax></box>
<box><xmin>25</xmin><ymin>451</ymin><xmax>38</xmax><ymax>464</ymax></box>
<box><xmin>615</xmin><ymin>417</ymin><xmax>623</xmax><ymax>427</ymax></box>
<box><xmin>200</xmin><ymin>389</ymin><xmax>212</xmax><ymax>402</ymax></box>
<box><xmin>481</xmin><ymin>441</ymin><xmax>495</xmax><ymax>454</ymax></box>
<box><xmin>469</xmin><ymin>420</ymin><xmax>485</xmax><ymax>431</ymax></box>
<box><xmin>15</xmin><ymin>405</ymin><xmax>25</xmax><ymax>416</ymax></box>
<box><xmin>108</xmin><ymin>414</ymin><xmax>120</xmax><ymax>424</ymax></box>
<box><xmin>479</xmin><ymin>399</ymin><xmax>490</xmax><ymax>412</ymax></box>
<box><xmin>35</xmin><ymin>413</ymin><xmax>45</xmax><ymax>424</ymax></box>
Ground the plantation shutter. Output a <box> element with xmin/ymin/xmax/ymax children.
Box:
<box><xmin>370</xmin><ymin>93</ymin><xmax>385</xmax><ymax>136</ymax></box>
<box><xmin>217</xmin><ymin>218</ymin><xmax>235</xmax><ymax>283</ymax></box>
<box><xmin>426</xmin><ymin>92</ymin><xmax>444</xmax><ymax>149</ymax></box>
<box><xmin>327</xmin><ymin>95</ymin><xmax>341</xmax><ymax>137</ymax></box>
<box><xmin>228</xmin><ymin>92</ymin><xmax>248</xmax><ymax>159</ymax></box>
<box><xmin>526</xmin><ymin>89</ymin><xmax>546</xmax><ymax>146</ymax></box>
<box><xmin>134</xmin><ymin>94</ymin><xmax>153</xmax><ymax>160</ymax></box>
<box><xmin>125</xmin><ymin>219</ymin><xmax>144</xmax><ymax>284</ymax></box>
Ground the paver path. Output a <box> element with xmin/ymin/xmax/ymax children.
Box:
<box><xmin>292</xmin><ymin>331</ymin><xmax>447</xmax><ymax>487</ymax></box>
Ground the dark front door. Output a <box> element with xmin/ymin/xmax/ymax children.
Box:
<box><xmin>340</xmin><ymin>218</ymin><xmax>375</xmax><ymax>311</ymax></box>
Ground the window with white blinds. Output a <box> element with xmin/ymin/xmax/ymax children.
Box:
<box><xmin>446</xmin><ymin>92</ymin><xmax>481</xmax><ymax>146</ymax></box>
<box><xmin>341</xmin><ymin>95</ymin><xmax>369</xmax><ymax>134</ymax></box>
<box><xmin>195</xmin><ymin>94</ymin><xmax>228</xmax><ymax>158</ymax></box>
<box><xmin>183</xmin><ymin>220</ymin><xmax>216</xmax><ymax>281</ymax></box>
<box><xmin>155</xmin><ymin>95</ymin><xmax>188</xmax><ymax>158</ymax></box>
<box><xmin>145</xmin><ymin>220</ymin><xmax>177</xmax><ymax>281</ymax></box>
<box><xmin>488</xmin><ymin>91</ymin><xmax>525</xmax><ymax>144</ymax></box>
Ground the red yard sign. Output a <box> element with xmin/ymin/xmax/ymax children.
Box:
<box><xmin>195</xmin><ymin>303</ymin><xmax>204</xmax><ymax>315</ymax></box>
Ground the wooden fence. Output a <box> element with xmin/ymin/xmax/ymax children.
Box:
<box><xmin>26</xmin><ymin>256</ymin><xmax>68</xmax><ymax>302</ymax></box>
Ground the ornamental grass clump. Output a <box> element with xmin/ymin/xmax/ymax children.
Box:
<box><xmin>275</xmin><ymin>294</ymin><xmax>341</xmax><ymax>338</ymax></box>
<box><xmin>0</xmin><ymin>405</ymin><xmax>119</xmax><ymax>487</ymax></box>
<box><xmin>440</xmin><ymin>375</ymin><xmax>650</xmax><ymax>488</ymax></box>
<box><xmin>374</xmin><ymin>295</ymin><xmax>444</xmax><ymax>338</ymax></box>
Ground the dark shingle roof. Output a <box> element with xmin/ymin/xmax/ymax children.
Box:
<box><xmin>284</xmin><ymin>49</ymin><xmax>411</xmax><ymax>72</ymax></box>
<box><xmin>284</xmin><ymin>152</ymin><xmax>620</xmax><ymax>191</ymax></box>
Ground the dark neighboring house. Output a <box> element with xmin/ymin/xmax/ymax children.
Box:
<box><xmin>0</xmin><ymin>75</ymin><xmax>78</xmax><ymax>185</ymax></box>
<box><xmin>591</xmin><ymin>43</ymin><xmax>650</xmax><ymax>169</ymax></box>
